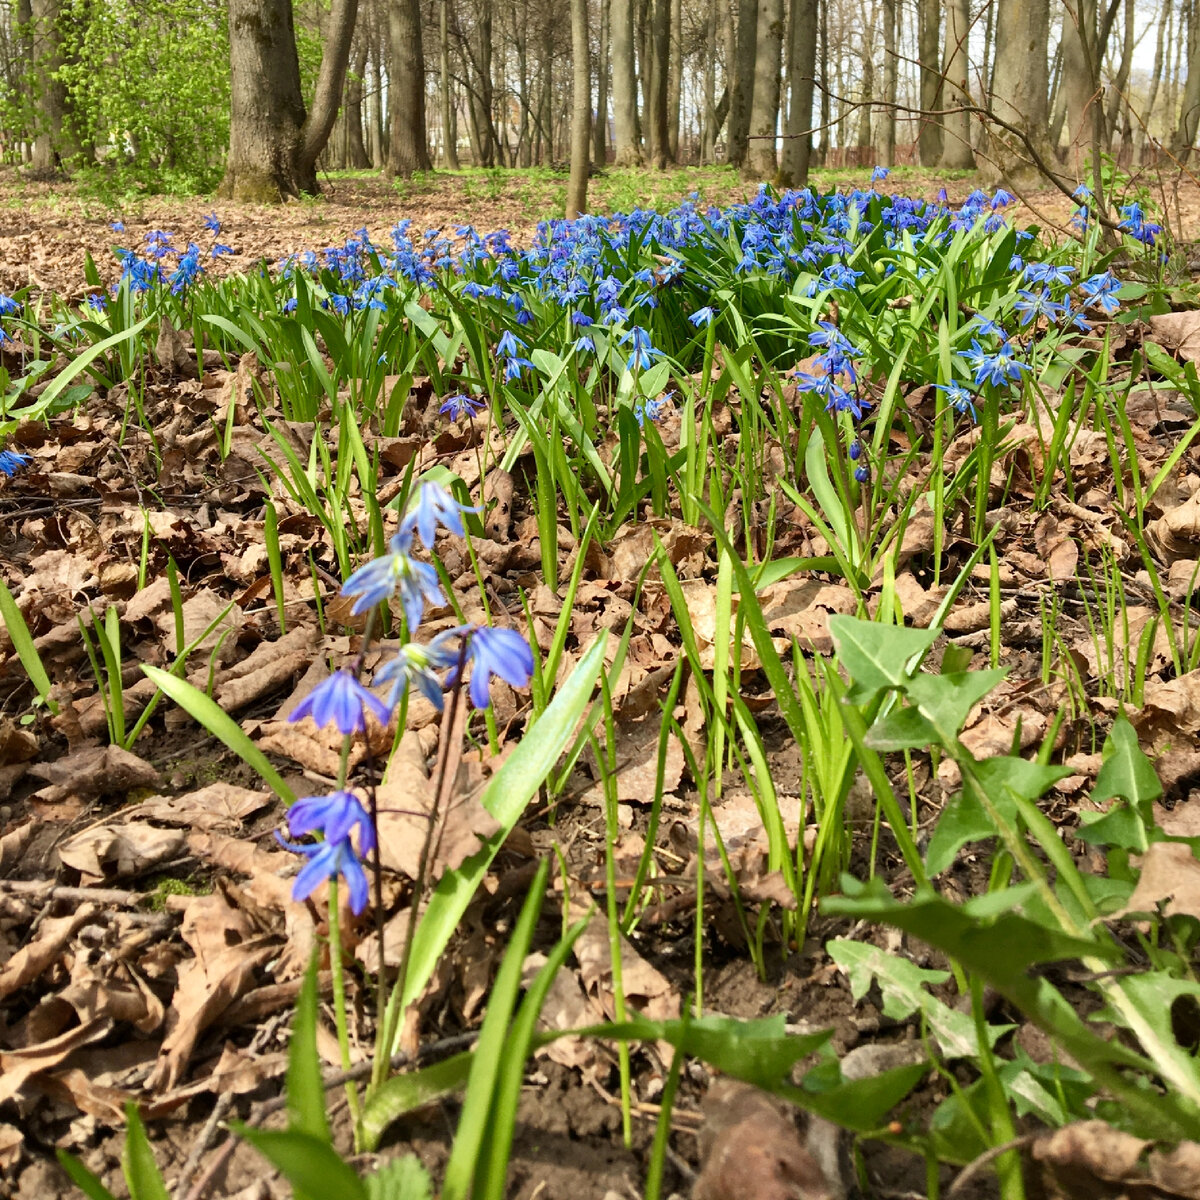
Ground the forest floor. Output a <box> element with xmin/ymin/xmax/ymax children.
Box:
<box><xmin>4</xmin><ymin>164</ymin><xmax>1200</xmax><ymax>1200</ymax></box>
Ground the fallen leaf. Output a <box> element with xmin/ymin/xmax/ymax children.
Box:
<box><xmin>57</xmin><ymin>823</ymin><xmax>185</xmax><ymax>880</ymax></box>
<box><xmin>28</xmin><ymin>743</ymin><xmax>160</xmax><ymax>806</ymax></box>
<box><xmin>1118</xmin><ymin>841</ymin><xmax>1200</xmax><ymax>921</ymax></box>
<box><xmin>0</xmin><ymin>905</ymin><xmax>98</xmax><ymax>1000</ymax></box>
<box><xmin>0</xmin><ymin>1017</ymin><xmax>112</xmax><ymax>1106</ymax></box>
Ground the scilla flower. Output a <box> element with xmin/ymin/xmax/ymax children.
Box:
<box><xmin>0</xmin><ymin>448</ymin><xmax>29</xmax><ymax>477</ymax></box>
<box><xmin>288</xmin><ymin>790</ymin><xmax>377</xmax><ymax>852</ymax></box>
<box><xmin>400</xmin><ymin>482</ymin><xmax>480</xmax><ymax>549</ymax></box>
<box><xmin>341</xmin><ymin>528</ymin><xmax>445</xmax><ymax>628</ymax></box>
<box><xmin>374</xmin><ymin>634</ymin><xmax>462</xmax><ymax>710</ymax></box>
<box><xmin>288</xmin><ymin>668</ymin><xmax>391</xmax><ymax>735</ymax></box>
<box><xmin>287</xmin><ymin>835</ymin><xmax>370</xmax><ymax>914</ymax></box>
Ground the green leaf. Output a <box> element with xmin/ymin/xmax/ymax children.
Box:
<box><xmin>121</xmin><ymin>1104</ymin><xmax>170</xmax><ymax>1200</ymax></box>
<box><xmin>787</xmin><ymin>1060</ymin><xmax>930</xmax><ymax>1132</ymax></box>
<box><xmin>365</xmin><ymin>1155</ymin><xmax>433</xmax><ymax>1200</ymax></box>
<box><xmin>1093</xmin><ymin>716</ymin><xmax>1162</xmax><ymax>806</ymax></box>
<box><xmin>906</xmin><ymin>669</ymin><xmax>1008</xmax><ymax>742</ymax></box>
<box><xmin>235</xmin><ymin>1127</ymin><xmax>367</xmax><ymax>1200</ymax></box>
<box><xmin>829</xmin><ymin>615</ymin><xmax>937</xmax><ymax>703</ymax></box>
<box><xmin>362</xmin><ymin>1053</ymin><xmax>474</xmax><ymax>1146</ymax></box>
<box><xmin>828</xmin><ymin>941</ymin><xmax>1012</xmax><ymax>1058</ymax></box>
<box><xmin>287</xmin><ymin>954</ymin><xmax>330</xmax><ymax>1149</ymax></box>
<box><xmin>35</xmin><ymin>315</ymin><xmax>152</xmax><ymax>412</ymax></box>
<box><xmin>389</xmin><ymin>633</ymin><xmax>606</xmax><ymax>1026</ymax></box>
<box><xmin>864</xmin><ymin>705</ymin><xmax>938</xmax><ymax>752</ymax></box>
<box><xmin>442</xmin><ymin>860</ymin><xmax>550</xmax><ymax>1200</ymax></box>
<box><xmin>0</xmin><ymin>576</ymin><xmax>57</xmax><ymax>713</ymax></box>
<box><xmin>140</xmin><ymin>666</ymin><xmax>295</xmax><ymax>804</ymax></box>
<box><xmin>56</xmin><ymin>1152</ymin><xmax>119</xmax><ymax>1200</ymax></box>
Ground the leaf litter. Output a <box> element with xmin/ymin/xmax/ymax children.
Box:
<box><xmin>5</xmin><ymin>174</ymin><xmax>1200</xmax><ymax>1197</ymax></box>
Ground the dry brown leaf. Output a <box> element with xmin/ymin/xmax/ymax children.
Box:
<box><xmin>694</xmin><ymin>1079</ymin><xmax>835</xmax><ymax>1200</ymax></box>
<box><xmin>0</xmin><ymin>904</ymin><xmax>98</xmax><ymax>1000</ymax></box>
<box><xmin>0</xmin><ymin>1123</ymin><xmax>22</xmax><ymax>1171</ymax></box>
<box><xmin>0</xmin><ymin>719</ymin><xmax>38</xmax><ymax>766</ymax></box>
<box><xmin>1135</xmin><ymin>671</ymin><xmax>1200</xmax><ymax>744</ymax></box>
<box><xmin>149</xmin><ymin>889</ymin><xmax>275</xmax><ymax>1091</ymax></box>
<box><xmin>136</xmin><ymin>782</ymin><xmax>270</xmax><ymax>832</ymax></box>
<box><xmin>0</xmin><ymin>821</ymin><xmax>34</xmax><ymax>876</ymax></box>
<box><xmin>1032</xmin><ymin>1120</ymin><xmax>1200</xmax><ymax>1200</ymax></box>
<box><xmin>575</xmin><ymin>912</ymin><xmax>679</xmax><ymax>1023</ymax></box>
<box><xmin>0</xmin><ymin>1017</ymin><xmax>112</xmax><ymax>1106</ymax></box>
<box><xmin>1148</xmin><ymin>491</ymin><xmax>1200</xmax><ymax>565</ymax></box>
<box><xmin>57</xmin><ymin>822</ymin><xmax>185</xmax><ymax>880</ymax></box>
<box><xmin>28</xmin><ymin>743</ymin><xmax>160</xmax><ymax>806</ymax></box>
<box><xmin>577</xmin><ymin>713</ymin><xmax>684</xmax><ymax>806</ymax></box>
<box><xmin>1117</xmin><ymin>841</ymin><xmax>1200</xmax><ymax>921</ymax></box>
<box><xmin>1150</xmin><ymin>311</ymin><xmax>1200</xmax><ymax>366</ymax></box>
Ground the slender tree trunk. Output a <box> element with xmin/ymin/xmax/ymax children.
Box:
<box><xmin>728</xmin><ymin>0</ymin><xmax>757</xmax><ymax>165</ymax></box>
<box><xmin>1104</xmin><ymin>0</ymin><xmax>1133</xmax><ymax>156</ymax></box>
<box><xmin>856</xmin><ymin>3</ymin><xmax>876</xmax><ymax>157</ymax></box>
<box><xmin>939</xmin><ymin>0</ymin><xmax>974</xmax><ymax>167</ymax></box>
<box><xmin>299</xmin><ymin>0</ymin><xmax>360</xmax><ymax>179</ymax></box>
<box><xmin>345</xmin><ymin>43</ymin><xmax>371</xmax><ymax>168</ymax></box>
<box><xmin>611</xmin><ymin>0</ymin><xmax>643</xmax><ymax>162</ymax></box>
<box><xmin>668</xmin><ymin>0</ymin><xmax>682</xmax><ymax>159</ymax></box>
<box><xmin>440</xmin><ymin>0</ymin><xmax>460</xmax><ymax>167</ymax></box>
<box><xmin>1176</xmin><ymin>0</ymin><xmax>1200</xmax><ymax>157</ymax></box>
<box><xmin>779</xmin><ymin>0</ymin><xmax>817</xmax><ymax>183</ymax></box>
<box><xmin>1060</xmin><ymin>0</ymin><xmax>1098</xmax><ymax>164</ymax></box>
<box><xmin>594</xmin><ymin>0</ymin><xmax>610</xmax><ymax>163</ymax></box>
<box><xmin>566</xmin><ymin>0</ymin><xmax>590</xmax><ymax>215</ymax></box>
<box><xmin>539</xmin><ymin>19</ymin><xmax>553</xmax><ymax>162</ymax></box>
<box><xmin>702</xmin><ymin>0</ymin><xmax>718</xmax><ymax>161</ymax></box>
<box><xmin>1134</xmin><ymin>0</ymin><xmax>1170</xmax><ymax>165</ymax></box>
<box><xmin>880</xmin><ymin>0</ymin><xmax>896</xmax><ymax>165</ymax></box>
<box><xmin>368</xmin><ymin>8</ymin><xmax>385</xmax><ymax>166</ymax></box>
<box><xmin>917</xmin><ymin>0</ymin><xmax>943</xmax><ymax>163</ymax></box>
<box><xmin>1166</xmin><ymin>0</ymin><xmax>1183</xmax><ymax>151</ymax></box>
<box><xmin>818</xmin><ymin>0</ymin><xmax>830</xmax><ymax>163</ymax></box>
<box><xmin>387</xmin><ymin>0</ymin><xmax>431</xmax><ymax>175</ymax></box>
<box><xmin>29</xmin><ymin>0</ymin><xmax>77</xmax><ymax>173</ymax></box>
<box><xmin>745</xmin><ymin>0</ymin><xmax>782</xmax><ymax>174</ymax></box>
<box><xmin>981</xmin><ymin>0</ymin><xmax>1052</xmax><ymax>188</ymax></box>
<box><xmin>649</xmin><ymin>0</ymin><xmax>671</xmax><ymax>165</ymax></box>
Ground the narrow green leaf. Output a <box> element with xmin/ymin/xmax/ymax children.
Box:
<box><xmin>0</xmin><ymin>576</ymin><xmax>57</xmax><ymax>712</ymax></box>
<box><xmin>362</xmin><ymin>1053</ymin><xmax>474</xmax><ymax>1146</ymax></box>
<box><xmin>121</xmin><ymin>1105</ymin><xmax>170</xmax><ymax>1200</ymax></box>
<box><xmin>287</xmin><ymin>954</ymin><xmax>330</xmax><ymax>1146</ymax></box>
<box><xmin>235</xmin><ymin>1128</ymin><xmax>367</xmax><ymax>1200</ymax></box>
<box><xmin>56</xmin><ymin>1152</ymin><xmax>119</xmax><ymax>1200</ymax></box>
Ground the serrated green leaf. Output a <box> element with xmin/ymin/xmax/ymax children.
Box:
<box><xmin>906</xmin><ymin>669</ymin><xmax>1007</xmax><ymax>742</ymax></box>
<box><xmin>364</xmin><ymin>1154</ymin><xmax>433</xmax><ymax>1200</ymax></box>
<box><xmin>925</xmin><ymin>787</ymin><xmax>994</xmax><ymax>877</ymax></box>
<box><xmin>1094</xmin><ymin>716</ymin><xmax>1162</xmax><ymax>806</ymax></box>
<box><xmin>787</xmin><ymin>1059</ymin><xmax>930</xmax><ymax>1132</ymax></box>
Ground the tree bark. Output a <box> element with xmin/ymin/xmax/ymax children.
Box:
<box><xmin>980</xmin><ymin>0</ymin><xmax>1053</xmax><ymax>188</ymax></box>
<box><xmin>1176</xmin><ymin>0</ymin><xmax>1200</xmax><ymax>157</ymax></box>
<box><xmin>779</xmin><ymin>0</ymin><xmax>816</xmax><ymax>184</ymax></box>
<box><xmin>667</xmin><ymin>0</ymin><xmax>682</xmax><ymax>159</ymax></box>
<box><xmin>566</xmin><ymin>0</ymin><xmax>590</xmax><ymax>215</ymax></box>
<box><xmin>299</xmin><ymin>0</ymin><xmax>359</xmax><ymax>179</ymax></box>
<box><xmin>1060</xmin><ymin>0</ymin><xmax>1101</xmax><ymax>164</ymax></box>
<box><xmin>727</xmin><ymin>0</ymin><xmax>757</xmax><ymax>166</ymax></box>
<box><xmin>29</xmin><ymin>0</ymin><xmax>79</xmax><ymax>173</ymax></box>
<box><xmin>701</xmin><ymin>0</ymin><xmax>718</xmax><ymax>161</ymax></box>
<box><xmin>440</xmin><ymin>0</ymin><xmax>459</xmax><ymax>167</ymax></box>
<box><xmin>386</xmin><ymin>0</ymin><xmax>431</xmax><ymax>176</ymax></box>
<box><xmin>345</xmin><ymin>41</ymin><xmax>371</xmax><ymax>168</ymax></box>
<box><xmin>594</xmin><ymin>0</ymin><xmax>610</xmax><ymax>164</ymax></box>
<box><xmin>1104</xmin><ymin>0</ymin><xmax>1133</xmax><ymax>155</ymax></box>
<box><xmin>917</xmin><ymin>0</ymin><xmax>942</xmax><ymax>163</ymax></box>
<box><xmin>648</xmin><ymin>0</ymin><xmax>671</xmax><ymax>165</ymax></box>
<box><xmin>745</xmin><ymin>0</ymin><xmax>782</xmax><ymax>175</ymax></box>
<box><xmin>880</xmin><ymin>0</ymin><xmax>896</xmax><ymax>166</ymax></box>
<box><xmin>939</xmin><ymin>0</ymin><xmax>975</xmax><ymax>167</ymax></box>
<box><xmin>611</xmin><ymin>0</ymin><xmax>643</xmax><ymax>162</ymax></box>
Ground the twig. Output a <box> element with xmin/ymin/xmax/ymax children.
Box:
<box><xmin>947</xmin><ymin>1132</ymin><xmax>1040</xmax><ymax>1197</ymax></box>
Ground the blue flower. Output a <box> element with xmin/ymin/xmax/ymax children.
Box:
<box><xmin>574</xmin><ymin>334</ymin><xmax>596</xmax><ymax>354</ymax></box>
<box><xmin>1080</xmin><ymin>271</ymin><xmax>1122</xmax><ymax>315</ymax></box>
<box><xmin>203</xmin><ymin>211</ymin><xmax>222</xmax><ymax>235</ymax></box>
<box><xmin>497</xmin><ymin>329</ymin><xmax>526</xmax><ymax>358</ymax></box>
<box><xmin>288</xmin><ymin>790</ymin><xmax>376</xmax><ymax>853</ymax></box>
<box><xmin>688</xmin><ymin>306</ymin><xmax>716</xmax><ymax>327</ymax></box>
<box><xmin>110</xmin><ymin>219</ymin><xmax>125</xmax><ymax>232</ymax></box>
<box><xmin>634</xmin><ymin>395</ymin><xmax>671</xmax><ymax>426</ymax></box>
<box><xmin>289</xmin><ymin>835</ymin><xmax>370</xmax><ymax>914</ymax></box>
<box><xmin>620</xmin><ymin>326</ymin><xmax>663</xmax><ymax>372</ymax></box>
<box><xmin>935</xmin><ymin>382</ymin><xmax>978</xmax><ymax>420</ymax></box>
<box><xmin>808</xmin><ymin>321</ymin><xmax>862</xmax><ymax>358</ymax></box>
<box><xmin>964</xmin><ymin>339</ymin><xmax>1030</xmax><ymax>388</ymax></box>
<box><xmin>871</xmin><ymin>165</ymin><xmax>890</xmax><ymax>183</ymax></box>
<box><xmin>503</xmin><ymin>355</ymin><xmax>536</xmax><ymax>382</ymax></box>
<box><xmin>374</xmin><ymin>633</ymin><xmax>462</xmax><ymax>709</ymax></box>
<box><xmin>0</xmin><ymin>294</ymin><xmax>19</xmax><ymax>318</ymax></box>
<box><xmin>1118</xmin><ymin>203</ymin><xmax>1162</xmax><ymax>246</ymax></box>
<box><xmin>450</xmin><ymin>625</ymin><xmax>534</xmax><ymax>709</ymax></box>
<box><xmin>440</xmin><ymin>393</ymin><xmax>485</xmax><ymax>420</ymax></box>
<box><xmin>341</xmin><ymin>529</ymin><xmax>446</xmax><ymax>628</ymax></box>
<box><xmin>288</xmin><ymin>668</ymin><xmax>392</xmax><ymax>734</ymax></box>
<box><xmin>400</xmin><ymin>482</ymin><xmax>479</xmax><ymax>549</ymax></box>
<box><xmin>1013</xmin><ymin>287</ymin><xmax>1066</xmax><ymax>326</ymax></box>
<box><xmin>0</xmin><ymin>449</ymin><xmax>29</xmax><ymax>477</ymax></box>
<box><xmin>970</xmin><ymin>315</ymin><xmax>1007</xmax><ymax>338</ymax></box>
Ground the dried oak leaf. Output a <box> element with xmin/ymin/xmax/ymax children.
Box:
<box><xmin>28</xmin><ymin>743</ymin><xmax>160</xmax><ymax>806</ymax></box>
<box><xmin>57</xmin><ymin>822</ymin><xmax>185</xmax><ymax>881</ymax></box>
<box><xmin>1149</xmin><ymin>312</ymin><xmax>1200</xmax><ymax>366</ymax></box>
<box><xmin>1116</xmin><ymin>841</ymin><xmax>1200</xmax><ymax>921</ymax></box>
<box><xmin>136</xmin><ymin>782</ymin><xmax>270</xmax><ymax>833</ymax></box>
<box><xmin>0</xmin><ymin>1017</ymin><xmax>112</xmax><ymax>1106</ymax></box>
<box><xmin>1148</xmin><ymin>491</ymin><xmax>1200</xmax><ymax>566</ymax></box>
<box><xmin>694</xmin><ymin>1079</ymin><xmax>835</xmax><ymax>1200</ymax></box>
<box><xmin>0</xmin><ymin>905</ymin><xmax>98</xmax><ymax>1000</ymax></box>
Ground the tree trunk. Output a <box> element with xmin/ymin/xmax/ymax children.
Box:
<box><xmin>745</xmin><ymin>0</ymin><xmax>782</xmax><ymax>175</ymax></box>
<box><xmin>917</xmin><ymin>0</ymin><xmax>942</xmax><ymax>163</ymax></box>
<box><xmin>727</xmin><ymin>0</ymin><xmax>757</xmax><ymax>165</ymax></box>
<box><xmin>1104</xmin><ymin>0</ymin><xmax>1133</xmax><ymax>156</ymax></box>
<box><xmin>779</xmin><ymin>0</ymin><xmax>816</xmax><ymax>184</ymax></box>
<box><xmin>701</xmin><ymin>0</ymin><xmax>718</xmax><ymax>161</ymax></box>
<box><xmin>667</xmin><ymin>0</ymin><xmax>682</xmax><ymax>159</ymax></box>
<box><xmin>475</xmin><ymin>0</ymin><xmax>496</xmax><ymax>166</ymax></box>
<box><xmin>29</xmin><ymin>0</ymin><xmax>77</xmax><ymax>174</ymax></box>
<box><xmin>440</xmin><ymin>0</ymin><xmax>459</xmax><ymax>167</ymax></box>
<box><xmin>345</xmin><ymin>41</ymin><xmax>371</xmax><ymax>168</ymax></box>
<box><xmin>1060</xmin><ymin>0</ymin><xmax>1099</xmax><ymax>164</ymax></box>
<box><xmin>1134</xmin><ymin>0</ymin><xmax>1170</xmax><ymax>165</ymax></box>
<box><xmin>566</xmin><ymin>0</ymin><xmax>590</xmax><ymax>215</ymax></box>
<box><xmin>648</xmin><ymin>0</ymin><xmax>671</xmax><ymax>165</ymax></box>
<box><xmin>594</xmin><ymin>0</ymin><xmax>610</xmax><ymax>163</ymax></box>
<box><xmin>611</xmin><ymin>0</ymin><xmax>643</xmax><ymax>162</ymax></box>
<box><xmin>367</xmin><ymin>5</ymin><xmax>386</xmax><ymax>167</ymax></box>
<box><xmin>939</xmin><ymin>0</ymin><xmax>974</xmax><ymax>167</ymax></box>
<box><xmin>981</xmin><ymin>0</ymin><xmax>1053</xmax><ymax>188</ymax></box>
<box><xmin>299</xmin><ymin>0</ymin><xmax>359</xmax><ymax>179</ymax></box>
<box><xmin>817</xmin><ymin>0</ymin><xmax>830</xmax><ymax>163</ymax></box>
<box><xmin>1176</xmin><ymin>0</ymin><xmax>1200</xmax><ymax>157</ymax></box>
<box><xmin>856</xmin><ymin>4</ymin><xmax>875</xmax><ymax>156</ymax></box>
<box><xmin>880</xmin><ymin>0</ymin><xmax>896</xmax><ymax>166</ymax></box>
<box><xmin>386</xmin><ymin>0</ymin><xmax>431</xmax><ymax>176</ymax></box>
<box><xmin>221</xmin><ymin>0</ymin><xmax>310</xmax><ymax>199</ymax></box>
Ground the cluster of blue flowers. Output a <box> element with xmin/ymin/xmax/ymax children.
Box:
<box><xmin>278</xmin><ymin>482</ymin><xmax>534</xmax><ymax>914</ymax></box>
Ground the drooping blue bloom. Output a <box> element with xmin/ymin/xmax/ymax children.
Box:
<box><xmin>341</xmin><ymin>529</ymin><xmax>446</xmax><ymax>628</ymax></box>
<box><xmin>288</xmin><ymin>668</ymin><xmax>392</xmax><ymax>734</ymax></box>
<box><xmin>871</xmin><ymin>165</ymin><xmax>890</xmax><ymax>183</ymax></box>
<box><xmin>1080</xmin><ymin>270</ymin><xmax>1122</xmax><ymax>315</ymax></box>
<box><xmin>497</xmin><ymin>329</ymin><xmax>526</xmax><ymax>358</ymax></box>
<box><xmin>991</xmin><ymin>189</ymin><xmax>1015</xmax><ymax>209</ymax></box>
<box><xmin>935</xmin><ymin>382</ymin><xmax>978</xmax><ymax>420</ymax></box>
<box><xmin>848</xmin><ymin>439</ymin><xmax>863</xmax><ymax>461</ymax></box>
<box><xmin>84</xmin><ymin>293</ymin><xmax>107</xmax><ymax>312</ymax></box>
<box><xmin>1023</xmin><ymin>262</ymin><xmax>1075</xmax><ymax>288</ymax></box>
<box><xmin>688</xmin><ymin>306</ymin><xmax>716</xmax><ymax>327</ymax></box>
<box><xmin>440</xmin><ymin>393</ymin><xmax>485</xmax><ymax>420</ymax></box>
<box><xmin>634</xmin><ymin>395</ymin><xmax>671</xmax><ymax>426</ymax></box>
<box><xmin>288</xmin><ymin>790</ymin><xmax>377</xmax><ymax>853</ymax></box>
<box><xmin>620</xmin><ymin>326</ymin><xmax>663</xmax><ymax>372</ymax></box>
<box><xmin>0</xmin><ymin>449</ymin><xmax>29</xmax><ymax>476</ymax></box>
<box><xmin>854</xmin><ymin>464</ymin><xmax>870</xmax><ymax>483</ymax></box>
<box><xmin>574</xmin><ymin>334</ymin><xmax>596</xmax><ymax>354</ymax></box>
<box><xmin>289</xmin><ymin>835</ymin><xmax>370</xmax><ymax>914</ymax></box>
<box><xmin>460</xmin><ymin>625</ymin><xmax>534</xmax><ymax>709</ymax></box>
<box><xmin>374</xmin><ymin>633</ymin><xmax>462</xmax><ymax>710</ymax></box>
<box><xmin>964</xmin><ymin>339</ymin><xmax>1030</xmax><ymax>388</ymax></box>
<box><xmin>808</xmin><ymin>321</ymin><xmax>862</xmax><ymax>358</ymax></box>
<box><xmin>970</xmin><ymin>315</ymin><xmax>1007</xmax><ymax>339</ymax></box>
<box><xmin>110</xmin><ymin>219</ymin><xmax>125</xmax><ymax>232</ymax></box>
<box><xmin>400</xmin><ymin>482</ymin><xmax>480</xmax><ymax>549</ymax></box>
<box><xmin>503</xmin><ymin>355</ymin><xmax>536</xmax><ymax>382</ymax></box>
<box><xmin>1118</xmin><ymin>202</ymin><xmax>1162</xmax><ymax>246</ymax></box>
<box><xmin>203</xmin><ymin>212</ymin><xmax>222</xmax><ymax>235</ymax></box>
<box><xmin>0</xmin><ymin>294</ymin><xmax>19</xmax><ymax>318</ymax></box>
